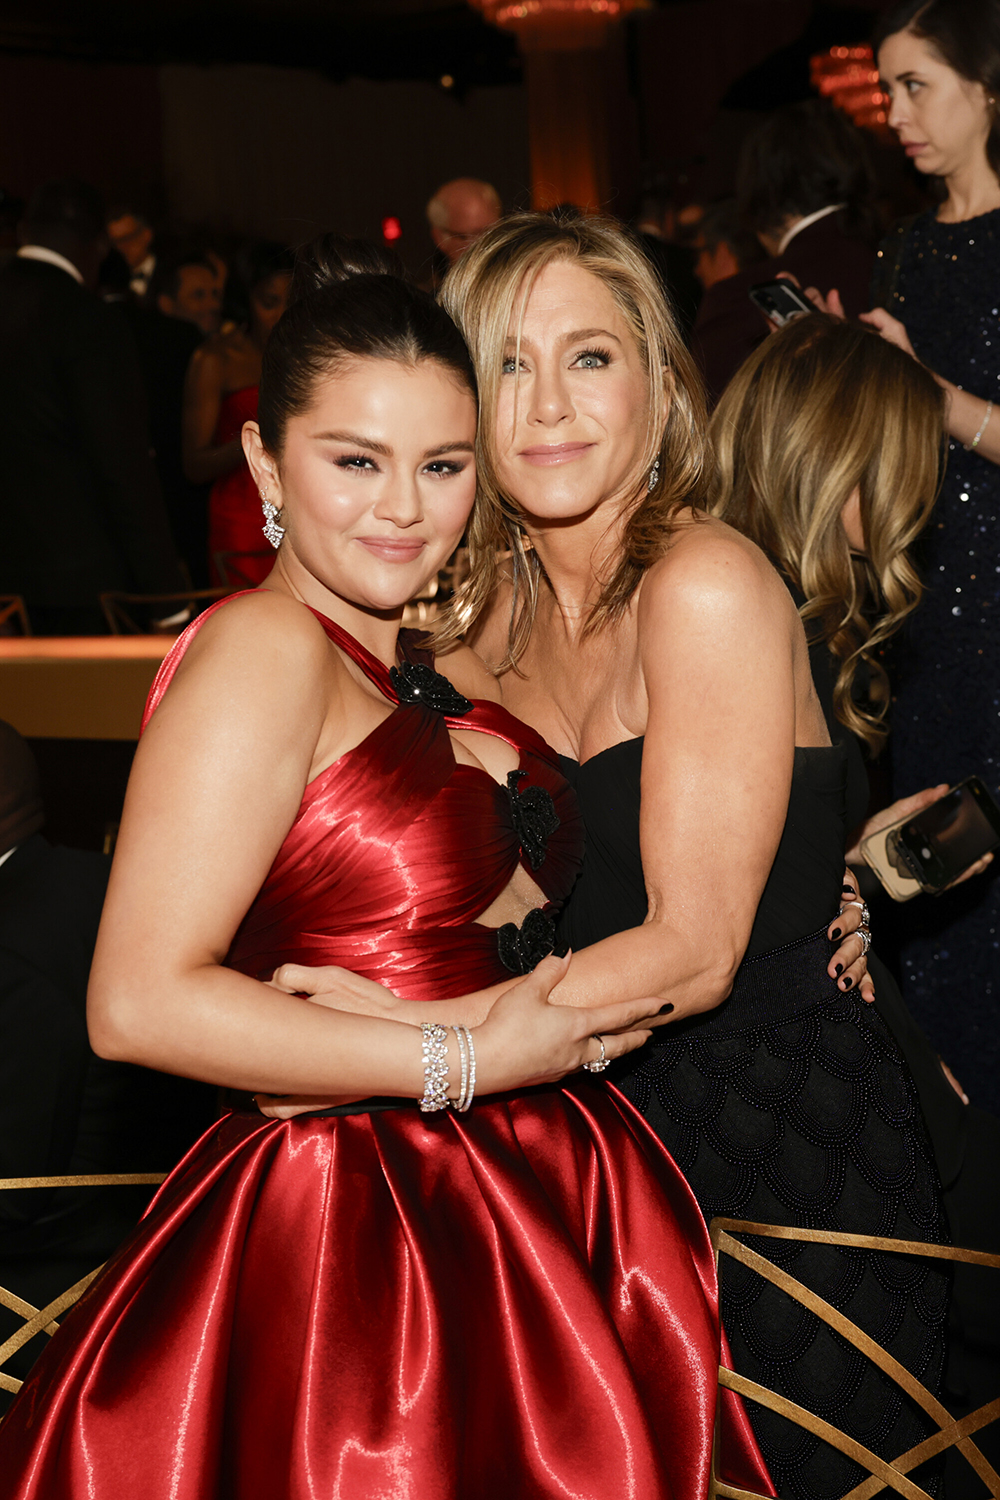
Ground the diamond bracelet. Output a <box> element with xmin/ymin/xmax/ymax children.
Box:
<box><xmin>418</xmin><ymin>1022</ymin><xmax>477</xmax><ymax>1113</ymax></box>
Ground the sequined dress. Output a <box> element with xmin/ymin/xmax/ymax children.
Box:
<box><xmin>0</xmin><ymin>598</ymin><xmax>773</xmax><ymax>1500</ymax></box>
<box><xmin>878</xmin><ymin>208</ymin><xmax>1000</xmax><ymax>1114</ymax></box>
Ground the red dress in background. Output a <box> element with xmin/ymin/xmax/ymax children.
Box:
<box><xmin>207</xmin><ymin>385</ymin><xmax>271</xmax><ymax>587</ymax></box>
<box><xmin>0</xmin><ymin>598</ymin><xmax>774</xmax><ymax>1500</ymax></box>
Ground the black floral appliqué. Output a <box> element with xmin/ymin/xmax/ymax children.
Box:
<box><xmin>506</xmin><ymin>770</ymin><xmax>559</xmax><ymax>871</ymax></box>
<box><xmin>497</xmin><ymin>907</ymin><xmax>557</xmax><ymax>975</ymax></box>
<box><xmin>389</xmin><ymin>661</ymin><xmax>472</xmax><ymax>716</ymax></box>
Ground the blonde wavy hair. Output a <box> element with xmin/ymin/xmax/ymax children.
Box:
<box><xmin>437</xmin><ymin>211</ymin><xmax>709</xmax><ymax>665</ymax></box>
<box><xmin>708</xmin><ymin>314</ymin><xmax>946</xmax><ymax>754</ymax></box>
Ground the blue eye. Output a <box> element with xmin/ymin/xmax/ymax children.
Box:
<box><xmin>574</xmin><ymin>347</ymin><xmax>611</xmax><ymax>368</ymax></box>
<box><xmin>502</xmin><ymin>357</ymin><xmax>519</xmax><ymax>375</ymax></box>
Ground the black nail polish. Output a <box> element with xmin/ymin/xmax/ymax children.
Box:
<box><xmin>842</xmin><ymin>976</ymin><xmax>853</xmax><ymax>989</ymax></box>
<box><xmin>831</xmin><ymin>927</ymin><xmax>842</xmax><ymax>941</ymax></box>
<box><xmin>842</xmin><ymin>884</ymin><xmax>854</xmax><ymax>893</ymax></box>
<box><xmin>658</xmin><ymin>1003</ymin><xmax>674</xmax><ymax>1015</ymax></box>
<box><xmin>834</xmin><ymin>963</ymin><xmax>844</xmax><ymax>976</ymax></box>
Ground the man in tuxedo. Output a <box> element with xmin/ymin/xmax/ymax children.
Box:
<box><xmin>0</xmin><ymin>179</ymin><xmax>186</xmax><ymax>634</ymax></box>
<box><xmin>0</xmin><ymin>720</ymin><xmax>215</xmax><ymax>1408</ymax></box>
<box><xmin>106</xmin><ymin>203</ymin><xmax>156</xmax><ymax>299</ymax></box>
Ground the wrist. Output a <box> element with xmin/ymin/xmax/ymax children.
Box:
<box><xmin>417</xmin><ymin>1022</ymin><xmax>478</xmax><ymax>1112</ymax></box>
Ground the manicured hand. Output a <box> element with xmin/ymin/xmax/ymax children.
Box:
<box><xmin>828</xmin><ymin>868</ymin><xmax>874</xmax><ymax>1003</ymax></box>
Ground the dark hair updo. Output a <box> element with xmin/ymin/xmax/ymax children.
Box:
<box><xmin>258</xmin><ymin>234</ymin><xmax>478</xmax><ymax>456</ymax></box>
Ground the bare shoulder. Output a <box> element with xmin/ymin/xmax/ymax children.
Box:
<box><xmin>187</xmin><ymin>334</ymin><xmax>227</xmax><ymax>374</ymax></box>
<box><xmin>434</xmin><ymin>640</ymin><xmax>502</xmax><ymax>703</ymax></box>
<box><xmin>157</xmin><ymin>591</ymin><xmax>337</xmax><ymax>719</ymax></box>
<box><xmin>638</xmin><ymin>515</ymin><xmax>792</xmax><ymax>631</ymax></box>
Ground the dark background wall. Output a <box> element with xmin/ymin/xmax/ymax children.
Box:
<box><xmin>0</xmin><ymin>0</ymin><xmax>890</xmax><ymax>269</ymax></box>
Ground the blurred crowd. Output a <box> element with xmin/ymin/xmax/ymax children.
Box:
<box><xmin>0</xmin><ymin>98</ymin><xmax>926</xmax><ymax>636</ymax></box>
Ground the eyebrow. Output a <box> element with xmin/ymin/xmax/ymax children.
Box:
<box><xmin>310</xmin><ymin>429</ymin><xmax>474</xmax><ymax>459</ymax></box>
<box><xmin>503</xmin><ymin>327</ymin><xmax>623</xmax><ymax>349</ymax></box>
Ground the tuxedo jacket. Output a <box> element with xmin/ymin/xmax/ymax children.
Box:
<box><xmin>691</xmin><ymin>211</ymin><xmax>876</xmax><ymax>407</ymax></box>
<box><xmin>0</xmin><ymin>258</ymin><xmax>186</xmax><ymax>609</ymax></box>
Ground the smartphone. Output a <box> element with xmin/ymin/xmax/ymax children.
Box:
<box><xmin>748</xmin><ymin>279</ymin><xmax>815</xmax><ymax>327</ymax></box>
<box><xmin>861</xmin><ymin>776</ymin><xmax>1000</xmax><ymax>901</ymax></box>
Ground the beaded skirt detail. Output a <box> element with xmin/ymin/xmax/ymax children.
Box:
<box><xmin>618</xmin><ymin>928</ymin><xmax>949</xmax><ymax>1500</ymax></box>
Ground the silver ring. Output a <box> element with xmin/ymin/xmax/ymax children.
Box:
<box><xmin>859</xmin><ymin>928</ymin><xmax>871</xmax><ymax>957</ymax></box>
<box><xmin>856</xmin><ymin>902</ymin><xmax>871</xmax><ymax>929</ymax></box>
<box><xmin>583</xmin><ymin>1035</ymin><xmax>610</xmax><ymax>1073</ymax></box>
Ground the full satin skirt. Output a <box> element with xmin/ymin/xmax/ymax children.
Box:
<box><xmin>0</xmin><ymin>1078</ymin><xmax>771</xmax><ymax>1500</ymax></box>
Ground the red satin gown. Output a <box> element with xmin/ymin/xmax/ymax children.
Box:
<box><xmin>0</xmin><ymin>599</ymin><xmax>774</xmax><ymax>1500</ymax></box>
<box><xmin>206</xmin><ymin>385</ymin><xmax>271</xmax><ymax>588</ymax></box>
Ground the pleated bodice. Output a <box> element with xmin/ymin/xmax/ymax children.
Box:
<box><xmin>143</xmin><ymin>596</ymin><xmax>584</xmax><ymax>1000</ymax></box>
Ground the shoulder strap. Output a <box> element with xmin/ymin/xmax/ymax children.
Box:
<box><xmin>141</xmin><ymin>591</ymin><xmax>258</xmax><ymax>732</ymax></box>
<box><xmin>303</xmin><ymin>606</ymin><xmax>401</xmax><ymax>701</ymax></box>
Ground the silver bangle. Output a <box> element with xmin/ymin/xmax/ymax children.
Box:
<box><xmin>965</xmin><ymin>399</ymin><xmax>993</xmax><ymax>451</ymax></box>
<box><xmin>451</xmin><ymin>1024</ymin><xmax>476</xmax><ymax>1111</ymax></box>
<box><xmin>418</xmin><ymin>1022</ymin><xmax>451</xmax><ymax>1112</ymax></box>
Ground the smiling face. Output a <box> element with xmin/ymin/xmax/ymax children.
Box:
<box><xmin>879</xmin><ymin>29</ymin><xmax>994</xmax><ymax>179</ymax></box>
<box><xmin>494</xmin><ymin>259</ymin><xmax>656</xmax><ymax>529</ymax></box>
<box><xmin>245</xmin><ymin>357</ymin><xmax>476</xmax><ymax>618</ymax></box>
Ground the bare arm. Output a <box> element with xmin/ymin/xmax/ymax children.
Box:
<box><xmin>858</xmin><ymin>307</ymin><xmax>1000</xmax><ymax>464</ymax></box>
<box><xmin>803</xmin><ymin>291</ymin><xmax>1000</xmax><ymax>467</ymax></box>
<box><xmin>88</xmin><ymin>595</ymin><xmax>654</xmax><ymax>1100</ymax></box>
<box><xmin>281</xmin><ymin>535</ymin><xmax>871</xmax><ymax>1032</ymax></box>
<box><xmin>534</xmin><ymin>533</ymin><xmax>798</xmax><ymax>1015</ymax></box>
<box><xmin>181</xmin><ymin>344</ymin><xmax>245</xmax><ymax>485</ymax></box>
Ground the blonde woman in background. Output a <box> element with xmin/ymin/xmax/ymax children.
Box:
<box><xmin>710</xmin><ymin>310</ymin><xmax>1000</xmax><ymax>1488</ymax></box>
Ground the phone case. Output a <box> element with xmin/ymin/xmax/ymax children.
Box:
<box><xmin>860</xmin><ymin>820</ymin><xmax>925</xmax><ymax>902</ymax></box>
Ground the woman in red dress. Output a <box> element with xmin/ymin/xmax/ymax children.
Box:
<box><xmin>0</xmin><ymin>239</ymin><xmax>772</xmax><ymax>1500</ymax></box>
<box><xmin>182</xmin><ymin>241</ymin><xmax>293</xmax><ymax>587</ymax></box>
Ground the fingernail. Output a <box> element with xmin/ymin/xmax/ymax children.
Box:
<box><xmin>658</xmin><ymin>1003</ymin><xmax>674</xmax><ymax>1015</ymax></box>
<box><xmin>842</xmin><ymin>976</ymin><xmax>853</xmax><ymax>989</ymax></box>
<box><xmin>842</xmin><ymin>884</ymin><xmax>854</xmax><ymax>893</ymax></box>
<box><xmin>834</xmin><ymin>963</ymin><xmax>844</xmax><ymax>976</ymax></box>
<box><xmin>831</xmin><ymin>927</ymin><xmax>842</xmax><ymax>941</ymax></box>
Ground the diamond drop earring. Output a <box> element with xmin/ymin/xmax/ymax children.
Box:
<box><xmin>260</xmin><ymin>488</ymin><xmax>285</xmax><ymax>549</ymax></box>
<box><xmin>647</xmin><ymin>457</ymin><xmax>661</xmax><ymax>492</ymax></box>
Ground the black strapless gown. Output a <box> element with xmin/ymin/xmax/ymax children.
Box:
<box><xmin>557</xmin><ymin>739</ymin><xmax>949</xmax><ymax>1500</ymax></box>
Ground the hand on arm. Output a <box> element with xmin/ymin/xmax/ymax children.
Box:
<box><xmin>88</xmin><ymin>598</ymin><xmax>654</xmax><ymax>1116</ymax></box>
<box><xmin>254</xmin><ymin>951</ymin><xmax>660</xmax><ymax>1118</ymax></box>
<box><xmin>860</xmin><ymin>308</ymin><xmax>1000</xmax><ymax>465</ymax></box>
<box><xmin>527</xmin><ymin>534</ymin><xmax>802</xmax><ymax>1019</ymax></box>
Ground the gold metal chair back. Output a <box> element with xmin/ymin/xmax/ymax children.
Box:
<box><xmin>0</xmin><ymin>596</ymin><xmax>31</xmax><ymax>635</ymax></box>
<box><xmin>709</xmin><ymin>1217</ymin><xmax>1000</xmax><ymax>1500</ymax></box>
<box><xmin>0</xmin><ymin>1172</ymin><xmax>166</xmax><ymax>1399</ymax></box>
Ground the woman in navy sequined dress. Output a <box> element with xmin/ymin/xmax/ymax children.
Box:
<box><xmin>865</xmin><ymin>0</ymin><xmax>1000</xmax><ymax>1113</ymax></box>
